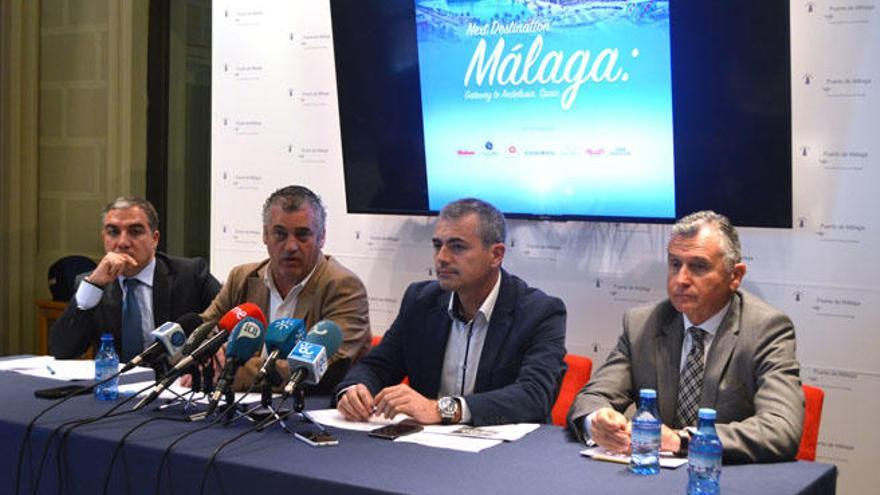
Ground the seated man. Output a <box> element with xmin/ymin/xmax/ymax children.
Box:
<box><xmin>568</xmin><ymin>211</ymin><xmax>804</xmax><ymax>463</ymax></box>
<box><xmin>201</xmin><ymin>185</ymin><xmax>371</xmax><ymax>394</ymax></box>
<box><xmin>336</xmin><ymin>198</ymin><xmax>567</xmax><ymax>426</ymax></box>
<box><xmin>50</xmin><ymin>197</ymin><xmax>221</xmax><ymax>361</ymax></box>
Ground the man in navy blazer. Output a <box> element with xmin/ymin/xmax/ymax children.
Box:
<box><xmin>49</xmin><ymin>197</ymin><xmax>220</xmax><ymax>360</ymax></box>
<box><xmin>336</xmin><ymin>198</ymin><xmax>567</xmax><ymax>426</ymax></box>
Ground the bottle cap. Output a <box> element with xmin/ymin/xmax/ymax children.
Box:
<box><xmin>698</xmin><ymin>408</ymin><xmax>716</xmax><ymax>420</ymax></box>
<box><xmin>100</xmin><ymin>333</ymin><xmax>113</xmax><ymax>341</ymax></box>
<box><xmin>639</xmin><ymin>388</ymin><xmax>657</xmax><ymax>399</ymax></box>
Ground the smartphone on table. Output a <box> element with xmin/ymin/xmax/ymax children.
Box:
<box><xmin>33</xmin><ymin>384</ymin><xmax>91</xmax><ymax>400</ymax></box>
<box><xmin>368</xmin><ymin>421</ymin><xmax>423</xmax><ymax>440</ymax></box>
<box><xmin>294</xmin><ymin>424</ymin><xmax>339</xmax><ymax>447</ymax></box>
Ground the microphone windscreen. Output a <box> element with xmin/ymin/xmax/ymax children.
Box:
<box><xmin>265</xmin><ymin>318</ymin><xmax>306</xmax><ymax>356</ymax></box>
<box><xmin>182</xmin><ymin>321</ymin><xmax>217</xmax><ymax>355</ymax></box>
<box><xmin>225</xmin><ymin>316</ymin><xmax>266</xmax><ymax>361</ymax></box>
<box><xmin>175</xmin><ymin>312</ymin><xmax>203</xmax><ymax>336</ymax></box>
<box><xmin>304</xmin><ymin>320</ymin><xmax>343</xmax><ymax>357</ymax></box>
<box><xmin>218</xmin><ymin>302</ymin><xmax>267</xmax><ymax>331</ymax></box>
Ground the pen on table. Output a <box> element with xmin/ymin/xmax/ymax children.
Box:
<box><xmin>46</xmin><ymin>365</ymin><xmax>57</xmax><ymax>376</ymax></box>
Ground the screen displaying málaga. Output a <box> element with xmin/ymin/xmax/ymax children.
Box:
<box><xmin>414</xmin><ymin>0</ymin><xmax>675</xmax><ymax>219</ymax></box>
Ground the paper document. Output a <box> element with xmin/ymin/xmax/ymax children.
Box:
<box><xmin>422</xmin><ymin>423</ymin><xmax>540</xmax><ymax>442</ymax></box>
<box><xmin>0</xmin><ymin>356</ymin><xmax>152</xmax><ymax>381</ymax></box>
<box><xmin>117</xmin><ymin>381</ymin><xmax>273</xmax><ymax>406</ymax></box>
<box><xmin>0</xmin><ymin>355</ymin><xmax>54</xmax><ymax>372</ymax></box>
<box><xmin>394</xmin><ymin>431</ymin><xmax>501</xmax><ymax>452</ymax></box>
<box><xmin>191</xmin><ymin>391</ymin><xmax>272</xmax><ymax>406</ymax></box>
<box><xmin>580</xmin><ymin>447</ymin><xmax>689</xmax><ymax>468</ymax></box>
<box><xmin>304</xmin><ymin>408</ymin><xmax>524</xmax><ymax>452</ymax></box>
<box><xmin>305</xmin><ymin>408</ymin><xmax>410</xmax><ymax>432</ymax></box>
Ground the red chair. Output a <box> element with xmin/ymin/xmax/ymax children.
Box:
<box><xmin>797</xmin><ymin>384</ymin><xmax>825</xmax><ymax>461</ymax></box>
<box><xmin>551</xmin><ymin>354</ymin><xmax>593</xmax><ymax>427</ymax></box>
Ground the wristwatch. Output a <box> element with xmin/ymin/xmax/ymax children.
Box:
<box><xmin>675</xmin><ymin>429</ymin><xmax>692</xmax><ymax>457</ymax></box>
<box><xmin>438</xmin><ymin>396</ymin><xmax>460</xmax><ymax>425</ymax></box>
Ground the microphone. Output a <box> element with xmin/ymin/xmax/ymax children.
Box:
<box><xmin>166</xmin><ymin>313</ymin><xmax>204</xmax><ymax>364</ymax></box>
<box><xmin>205</xmin><ymin>316</ymin><xmax>266</xmax><ymax>415</ymax></box>
<box><xmin>133</xmin><ymin>303</ymin><xmax>266</xmax><ymax>409</ymax></box>
<box><xmin>182</xmin><ymin>320</ymin><xmax>217</xmax><ymax>356</ymax></box>
<box><xmin>256</xmin><ymin>318</ymin><xmax>306</xmax><ymax>383</ymax></box>
<box><xmin>282</xmin><ymin>320</ymin><xmax>343</xmax><ymax>399</ymax></box>
<box><xmin>218</xmin><ymin>302</ymin><xmax>268</xmax><ymax>329</ymax></box>
<box><xmin>119</xmin><ymin>313</ymin><xmax>202</xmax><ymax>373</ymax></box>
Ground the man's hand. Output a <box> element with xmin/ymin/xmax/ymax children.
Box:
<box><xmin>591</xmin><ymin>407</ymin><xmax>631</xmax><ymax>454</ymax></box>
<box><xmin>231</xmin><ymin>355</ymin><xmax>262</xmax><ymax>391</ymax></box>
<box><xmin>373</xmin><ymin>384</ymin><xmax>440</xmax><ymax>424</ymax></box>
<box><xmin>177</xmin><ymin>346</ymin><xmax>226</xmax><ymax>389</ymax></box>
<box><xmin>660</xmin><ymin>424</ymin><xmax>682</xmax><ymax>453</ymax></box>
<box><xmin>87</xmin><ymin>252</ymin><xmax>140</xmax><ymax>286</ymax></box>
<box><xmin>337</xmin><ymin>383</ymin><xmax>376</xmax><ymax>422</ymax></box>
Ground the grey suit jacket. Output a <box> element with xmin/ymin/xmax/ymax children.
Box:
<box><xmin>567</xmin><ymin>289</ymin><xmax>804</xmax><ymax>463</ymax></box>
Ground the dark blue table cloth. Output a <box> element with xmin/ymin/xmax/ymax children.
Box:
<box><xmin>0</xmin><ymin>370</ymin><xmax>836</xmax><ymax>495</ymax></box>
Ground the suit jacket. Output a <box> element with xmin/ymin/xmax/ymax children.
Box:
<box><xmin>201</xmin><ymin>255</ymin><xmax>372</xmax><ymax>393</ymax></box>
<box><xmin>567</xmin><ymin>289</ymin><xmax>804</xmax><ymax>463</ymax></box>
<box><xmin>49</xmin><ymin>252</ymin><xmax>221</xmax><ymax>359</ymax></box>
<box><xmin>336</xmin><ymin>270</ymin><xmax>568</xmax><ymax>426</ymax></box>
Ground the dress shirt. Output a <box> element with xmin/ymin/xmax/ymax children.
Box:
<box><xmin>438</xmin><ymin>271</ymin><xmax>502</xmax><ymax>423</ymax></box>
<box><xmin>264</xmin><ymin>261</ymin><xmax>317</xmax><ymax>322</ymax></box>
<box><xmin>261</xmin><ymin>261</ymin><xmax>317</xmax><ymax>356</ymax></box>
<box><xmin>76</xmin><ymin>257</ymin><xmax>156</xmax><ymax>349</ymax></box>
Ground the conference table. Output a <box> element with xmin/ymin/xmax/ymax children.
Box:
<box><xmin>0</xmin><ymin>370</ymin><xmax>837</xmax><ymax>495</ymax></box>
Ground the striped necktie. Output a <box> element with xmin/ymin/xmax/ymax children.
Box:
<box><xmin>675</xmin><ymin>326</ymin><xmax>706</xmax><ymax>427</ymax></box>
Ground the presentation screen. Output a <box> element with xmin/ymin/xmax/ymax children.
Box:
<box><xmin>331</xmin><ymin>0</ymin><xmax>792</xmax><ymax>227</ymax></box>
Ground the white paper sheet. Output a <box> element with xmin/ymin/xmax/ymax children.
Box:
<box><xmin>421</xmin><ymin>423</ymin><xmax>541</xmax><ymax>442</ymax></box>
<box><xmin>305</xmin><ymin>408</ymin><xmax>410</xmax><ymax>432</ymax></box>
<box><xmin>394</xmin><ymin>431</ymin><xmax>501</xmax><ymax>452</ymax></box>
<box><xmin>0</xmin><ymin>357</ymin><xmax>153</xmax><ymax>381</ymax></box>
<box><xmin>580</xmin><ymin>447</ymin><xmax>689</xmax><ymax>469</ymax></box>
<box><xmin>304</xmin><ymin>408</ymin><xmax>535</xmax><ymax>452</ymax></box>
<box><xmin>118</xmin><ymin>381</ymin><xmax>272</xmax><ymax>406</ymax></box>
<box><xmin>0</xmin><ymin>355</ymin><xmax>54</xmax><ymax>371</ymax></box>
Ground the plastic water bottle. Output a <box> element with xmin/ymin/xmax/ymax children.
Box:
<box><xmin>687</xmin><ymin>408</ymin><xmax>723</xmax><ymax>494</ymax></box>
<box><xmin>630</xmin><ymin>388</ymin><xmax>661</xmax><ymax>475</ymax></box>
<box><xmin>94</xmin><ymin>333</ymin><xmax>119</xmax><ymax>400</ymax></box>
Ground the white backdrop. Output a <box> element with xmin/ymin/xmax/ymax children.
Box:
<box><xmin>211</xmin><ymin>2</ymin><xmax>879</xmax><ymax>492</ymax></box>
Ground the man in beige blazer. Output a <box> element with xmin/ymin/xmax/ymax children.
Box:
<box><xmin>201</xmin><ymin>185</ymin><xmax>371</xmax><ymax>393</ymax></box>
<box><xmin>568</xmin><ymin>211</ymin><xmax>804</xmax><ymax>463</ymax></box>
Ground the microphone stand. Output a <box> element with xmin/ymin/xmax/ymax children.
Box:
<box><xmin>156</xmin><ymin>360</ymin><xmax>207</xmax><ymax>412</ymax></box>
<box><xmin>202</xmin><ymin>356</ymin><xmax>216</xmax><ymax>395</ymax></box>
<box><xmin>221</xmin><ymin>387</ymin><xmax>237</xmax><ymax>425</ymax></box>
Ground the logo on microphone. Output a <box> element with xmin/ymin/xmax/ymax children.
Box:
<box><xmin>239</xmin><ymin>320</ymin><xmax>262</xmax><ymax>339</ymax></box>
<box><xmin>232</xmin><ymin>306</ymin><xmax>248</xmax><ymax>320</ymax></box>
<box><xmin>170</xmin><ymin>331</ymin><xmax>186</xmax><ymax>346</ymax></box>
<box><xmin>293</xmin><ymin>341</ymin><xmax>322</xmax><ymax>359</ymax></box>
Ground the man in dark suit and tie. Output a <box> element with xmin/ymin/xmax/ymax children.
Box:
<box><xmin>567</xmin><ymin>211</ymin><xmax>804</xmax><ymax>463</ymax></box>
<box><xmin>336</xmin><ymin>198</ymin><xmax>567</xmax><ymax>426</ymax></box>
<box><xmin>49</xmin><ymin>197</ymin><xmax>221</xmax><ymax>361</ymax></box>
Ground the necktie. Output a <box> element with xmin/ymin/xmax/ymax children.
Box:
<box><xmin>675</xmin><ymin>326</ymin><xmax>706</xmax><ymax>427</ymax></box>
<box><xmin>121</xmin><ymin>278</ymin><xmax>144</xmax><ymax>362</ymax></box>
